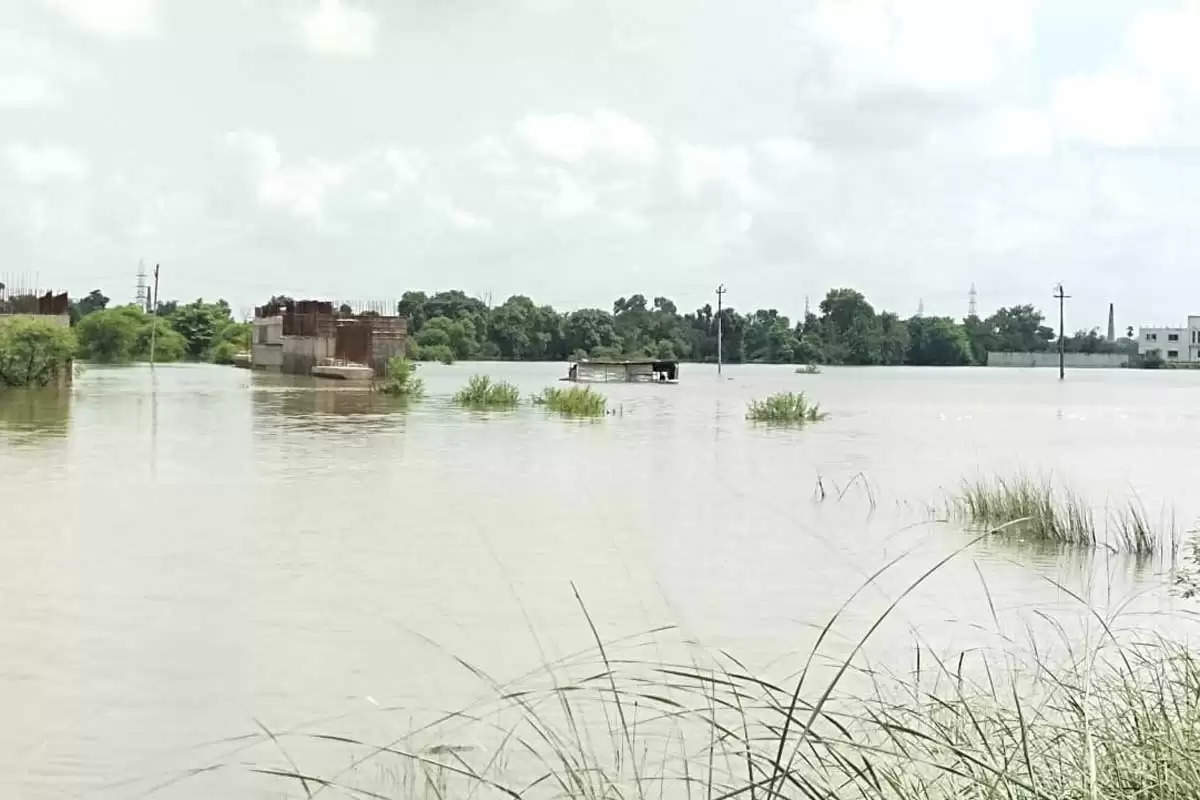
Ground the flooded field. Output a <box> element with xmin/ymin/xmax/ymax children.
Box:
<box><xmin>2</xmin><ymin>362</ymin><xmax>1198</xmax><ymax>798</ymax></box>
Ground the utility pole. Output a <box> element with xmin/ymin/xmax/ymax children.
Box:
<box><xmin>715</xmin><ymin>283</ymin><xmax>727</xmax><ymax>375</ymax></box>
<box><xmin>1053</xmin><ymin>282</ymin><xmax>1070</xmax><ymax>380</ymax></box>
<box><xmin>149</xmin><ymin>264</ymin><xmax>160</xmax><ymax>366</ymax></box>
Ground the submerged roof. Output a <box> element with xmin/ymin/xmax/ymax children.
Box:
<box><xmin>575</xmin><ymin>359</ymin><xmax>678</xmax><ymax>366</ymax></box>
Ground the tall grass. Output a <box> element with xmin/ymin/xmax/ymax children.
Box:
<box><xmin>376</xmin><ymin>357</ymin><xmax>424</xmax><ymax>397</ymax></box>
<box><xmin>209</xmin><ymin>593</ymin><xmax>1200</xmax><ymax>800</ymax></box>
<box><xmin>953</xmin><ymin>474</ymin><xmax>1175</xmax><ymax>555</ymax></box>
<box><xmin>747</xmin><ymin>391</ymin><xmax>827</xmax><ymax>424</ymax></box>
<box><xmin>453</xmin><ymin>375</ymin><xmax>520</xmax><ymax>409</ymax></box>
<box><xmin>534</xmin><ymin>386</ymin><xmax>606</xmax><ymax>417</ymax></box>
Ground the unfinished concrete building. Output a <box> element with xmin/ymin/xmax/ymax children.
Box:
<box><xmin>251</xmin><ymin>300</ymin><xmax>407</xmax><ymax>377</ymax></box>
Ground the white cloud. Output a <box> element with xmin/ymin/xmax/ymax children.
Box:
<box><xmin>41</xmin><ymin>0</ymin><xmax>156</xmax><ymax>37</ymax></box>
<box><xmin>677</xmin><ymin>143</ymin><xmax>759</xmax><ymax>203</ymax></box>
<box><xmin>1129</xmin><ymin>10</ymin><xmax>1200</xmax><ymax>86</ymax></box>
<box><xmin>807</xmin><ymin>0</ymin><xmax>1033</xmax><ymax>92</ymax></box>
<box><xmin>973</xmin><ymin>108</ymin><xmax>1054</xmax><ymax>157</ymax></box>
<box><xmin>516</xmin><ymin>110</ymin><xmax>657</xmax><ymax>164</ymax></box>
<box><xmin>426</xmin><ymin>197</ymin><xmax>493</xmax><ymax>231</ymax></box>
<box><xmin>0</xmin><ymin>75</ymin><xmax>58</xmax><ymax>109</ymax></box>
<box><xmin>5</xmin><ymin>143</ymin><xmax>89</xmax><ymax>183</ymax></box>
<box><xmin>300</xmin><ymin>0</ymin><xmax>377</xmax><ymax>57</ymax></box>
<box><xmin>1052</xmin><ymin>74</ymin><xmax>1167</xmax><ymax>148</ymax></box>
<box><xmin>756</xmin><ymin>137</ymin><xmax>827</xmax><ymax>171</ymax></box>
<box><xmin>225</xmin><ymin>131</ymin><xmax>346</xmax><ymax>220</ymax></box>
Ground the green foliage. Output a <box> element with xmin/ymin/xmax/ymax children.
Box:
<box><xmin>417</xmin><ymin>344</ymin><xmax>455</xmax><ymax>364</ymax></box>
<box><xmin>534</xmin><ymin>386</ymin><xmax>606</xmax><ymax>417</ymax></box>
<box><xmin>376</xmin><ymin>357</ymin><xmax>424</xmax><ymax>397</ymax></box>
<box><xmin>906</xmin><ymin>316</ymin><xmax>973</xmax><ymax>365</ymax></box>
<box><xmin>746</xmin><ymin>391</ymin><xmax>828</xmax><ymax>424</ymax></box>
<box><xmin>0</xmin><ymin>317</ymin><xmax>77</xmax><ymax>387</ymax></box>
<box><xmin>453</xmin><ymin>375</ymin><xmax>520</xmax><ymax>408</ymax></box>
<box><xmin>68</xmin><ymin>289</ymin><xmax>109</xmax><ymax>324</ymax></box>
<box><xmin>210</xmin><ymin>341</ymin><xmax>238</xmax><ymax>365</ymax></box>
<box><xmin>75</xmin><ymin>306</ymin><xmax>144</xmax><ymax>362</ymax></box>
<box><xmin>132</xmin><ymin>317</ymin><xmax>186</xmax><ymax>362</ymax></box>
<box><xmin>165</xmin><ymin>298</ymin><xmax>234</xmax><ymax>359</ymax></box>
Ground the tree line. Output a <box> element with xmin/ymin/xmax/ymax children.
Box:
<box><xmin>68</xmin><ymin>290</ymin><xmax>250</xmax><ymax>364</ymax></box>
<box><xmin>395</xmin><ymin>288</ymin><xmax>1136</xmax><ymax>366</ymax></box>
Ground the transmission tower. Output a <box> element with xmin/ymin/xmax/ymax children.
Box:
<box><xmin>968</xmin><ymin>283</ymin><xmax>978</xmax><ymax>317</ymax></box>
<box><xmin>917</xmin><ymin>298</ymin><xmax>925</xmax><ymax>317</ymax></box>
<box><xmin>135</xmin><ymin>259</ymin><xmax>149</xmax><ymax>310</ymax></box>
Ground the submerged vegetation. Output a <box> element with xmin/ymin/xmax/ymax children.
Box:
<box><xmin>795</xmin><ymin>363</ymin><xmax>821</xmax><ymax>374</ymax></box>
<box><xmin>747</xmin><ymin>391</ymin><xmax>828</xmax><ymax>424</ymax></box>
<box><xmin>376</xmin><ymin>357</ymin><xmax>424</xmax><ymax>398</ymax></box>
<box><xmin>953</xmin><ymin>474</ymin><xmax>1174</xmax><ymax>555</ymax></box>
<box><xmin>453</xmin><ymin>375</ymin><xmax>520</xmax><ymax>408</ymax></box>
<box><xmin>533</xmin><ymin>386</ymin><xmax>606</xmax><ymax>417</ymax></box>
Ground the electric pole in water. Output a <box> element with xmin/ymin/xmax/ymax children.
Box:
<box><xmin>149</xmin><ymin>264</ymin><xmax>160</xmax><ymax>366</ymax></box>
<box><xmin>1053</xmin><ymin>282</ymin><xmax>1070</xmax><ymax>380</ymax></box>
<box><xmin>715</xmin><ymin>283</ymin><xmax>727</xmax><ymax>375</ymax></box>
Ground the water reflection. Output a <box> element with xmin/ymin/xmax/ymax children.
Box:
<box><xmin>0</xmin><ymin>387</ymin><xmax>71</xmax><ymax>441</ymax></box>
<box><xmin>252</xmin><ymin>378</ymin><xmax>412</xmax><ymax>434</ymax></box>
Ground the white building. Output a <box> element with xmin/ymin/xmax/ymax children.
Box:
<box><xmin>1139</xmin><ymin>316</ymin><xmax>1200</xmax><ymax>363</ymax></box>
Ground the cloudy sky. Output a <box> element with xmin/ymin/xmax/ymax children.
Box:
<box><xmin>2</xmin><ymin>0</ymin><xmax>1199</xmax><ymax>328</ymax></box>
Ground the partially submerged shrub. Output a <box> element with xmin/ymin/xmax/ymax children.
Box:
<box><xmin>534</xmin><ymin>386</ymin><xmax>606</xmax><ymax>417</ymax></box>
<box><xmin>377</xmin><ymin>357</ymin><xmax>424</xmax><ymax>397</ymax></box>
<box><xmin>454</xmin><ymin>375</ymin><xmax>519</xmax><ymax>408</ymax></box>
<box><xmin>746</xmin><ymin>391</ymin><xmax>827</xmax><ymax>423</ymax></box>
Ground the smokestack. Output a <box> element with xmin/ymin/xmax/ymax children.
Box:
<box><xmin>1107</xmin><ymin>303</ymin><xmax>1115</xmax><ymax>342</ymax></box>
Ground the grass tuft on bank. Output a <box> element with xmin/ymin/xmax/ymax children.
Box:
<box><xmin>953</xmin><ymin>474</ymin><xmax>1173</xmax><ymax>555</ymax></box>
<box><xmin>533</xmin><ymin>386</ymin><xmax>606</xmax><ymax>417</ymax></box>
<box><xmin>453</xmin><ymin>375</ymin><xmax>520</xmax><ymax>409</ymax></box>
<box><xmin>747</xmin><ymin>391</ymin><xmax>827</xmax><ymax>424</ymax></box>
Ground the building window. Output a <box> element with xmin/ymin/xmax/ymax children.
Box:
<box><xmin>1169</xmin><ymin>333</ymin><xmax>1179</xmax><ymax>342</ymax></box>
<box><xmin>1146</xmin><ymin>333</ymin><xmax>1158</xmax><ymax>341</ymax></box>
<box><xmin>1168</xmin><ymin>350</ymin><xmax>1179</xmax><ymax>358</ymax></box>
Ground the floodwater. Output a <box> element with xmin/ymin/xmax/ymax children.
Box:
<box><xmin>2</xmin><ymin>362</ymin><xmax>1199</xmax><ymax>798</ymax></box>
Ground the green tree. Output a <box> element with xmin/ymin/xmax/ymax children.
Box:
<box><xmin>69</xmin><ymin>289</ymin><xmax>109</xmax><ymax>324</ymax></box>
<box><xmin>417</xmin><ymin>315</ymin><xmax>478</xmax><ymax>359</ymax></box>
<box><xmin>0</xmin><ymin>317</ymin><xmax>77</xmax><ymax>387</ymax></box>
<box><xmin>76</xmin><ymin>306</ymin><xmax>143</xmax><ymax>362</ymax></box>
<box><xmin>133</xmin><ymin>318</ymin><xmax>186</xmax><ymax>362</ymax></box>
<box><xmin>962</xmin><ymin>314</ymin><xmax>995</xmax><ymax>365</ymax></box>
<box><xmin>564</xmin><ymin>309</ymin><xmax>620</xmax><ymax>355</ymax></box>
<box><xmin>818</xmin><ymin>289</ymin><xmax>881</xmax><ymax>365</ymax></box>
<box><xmin>987</xmin><ymin>305</ymin><xmax>1054</xmax><ymax>352</ymax></box>
<box><xmin>166</xmin><ymin>299</ymin><xmax>234</xmax><ymax>359</ymax></box>
<box><xmin>878</xmin><ymin>312</ymin><xmax>910</xmax><ymax>365</ymax></box>
<box><xmin>906</xmin><ymin>316</ymin><xmax>972</xmax><ymax>365</ymax></box>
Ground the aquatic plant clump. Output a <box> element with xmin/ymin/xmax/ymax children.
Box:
<box><xmin>953</xmin><ymin>474</ymin><xmax>1172</xmax><ymax>554</ymax></box>
<box><xmin>746</xmin><ymin>391</ymin><xmax>827</xmax><ymax>424</ymax></box>
<box><xmin>453</xmin><ymin>375</ymin><xmax>520</xmax><ymax>408</ymax></box>
<box><xmin>795</xmin><ymin>363</ymin><xmax>821</xmax><ymax>374</ymax></box>
<box><xmin>533</xmin><ymin>386</ymin><xmax>606</xmax><ymax>417</ymax></box>
<box><xmin>376</xmin><ymin>357</ymin><xmax>424</xmax><ymax>397</ymax></box>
